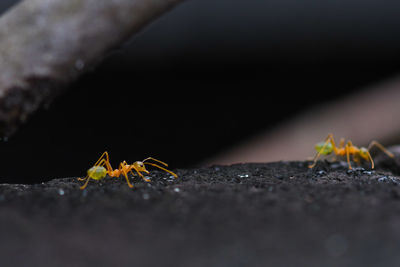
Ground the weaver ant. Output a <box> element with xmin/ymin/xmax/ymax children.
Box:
<box><xmin>78</xmin><ymin>151</ymin><xmax>177</xmax><ymax>189</ymax></box>
<box><xmin>308</xmin><ymin>133</ymin><xmax>395</xmax><ymax>170</ymax></box>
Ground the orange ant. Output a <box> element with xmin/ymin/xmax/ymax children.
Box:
<box><xmin>308</xmin><ymin>133</ymin><xmax>395</xmax><ymax>170</ymax></box>
<box><xmin>78</xmin><ymin>151</ymin><xmax>178</xmax><ymax>189</ymax></box>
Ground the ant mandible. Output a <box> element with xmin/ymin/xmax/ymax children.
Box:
<box><xmin>78</xmin><ymin>151</ymin><xmax>178</xmax><ymax>190</ymax></box>
<box><xmin>308</xmin><ymin>133</ymin><xmax>395</xmax><ymax>170</ymax></box>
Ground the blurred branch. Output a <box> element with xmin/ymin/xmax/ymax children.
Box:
<box><xmin>0</xmin><ymin>0</ymin><xmax>183</xmax><ymax>136</ymax></box>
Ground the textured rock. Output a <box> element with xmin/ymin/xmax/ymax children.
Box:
<box><xmin>1</xmin><ymin>161</ymin><xmax>400</xmax><ymax>266</ymax></box>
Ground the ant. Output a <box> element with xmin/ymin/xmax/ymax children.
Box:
<box><xmin>308</xmin><ymin>133</ymin><xmax>395</xmax><ymax>170</ymax></box>
<box><xmin>78</xmin><ymin>151</ymin><xmax>177</xmax><ymax>190</ymax></box>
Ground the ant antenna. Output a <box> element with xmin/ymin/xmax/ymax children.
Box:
<box><xmin>143</xmin><ymin>157</ymin><xmax>169</xmax><ymax>167</ymax></box>
<box><xmin>143</xmin><ymin>157</ymin><xmax>177</xmax><ymax>178</ymax></box>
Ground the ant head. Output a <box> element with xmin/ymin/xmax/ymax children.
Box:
<box><xmin>133</xmin><ymin>161</ymin><xmax>150</xmax><ymax>174</ymax></box>
<box><xmin>359</xmin><ymin>147</ymin><xmax>370</xmax><ymax>160</ymax></box>
<box><xmin>315</xmin><ymin>142</ymin><xmax>333</xmax><ymax>155</ymax></box>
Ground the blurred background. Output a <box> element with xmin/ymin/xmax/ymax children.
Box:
<box><xmin>1</xmin><ymin>0</ymin><xmax>400</xmax><ymax>183</ymax></box>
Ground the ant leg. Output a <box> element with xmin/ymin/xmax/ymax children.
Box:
<box><xmin>308</xmin><ymin>140</ymin><xmax>330</xmax><ymax>168</ymax></box>
<box><xmin>367</xmin><ymin>141</ymin><xmax>395</xmax><ymax>158</ymax></box>
<box><xmin>366</xmin><ymin>150</ymin><xmax>375</xmax><ymax>169</ymax></box>
<box><xmin>112</xmin><ymin>160</ymin><xmax>128</xmax><ymax>180</ymax></box>
<box><xmin>119</xmin><ymin>162</ymin><xmax>133</xmax><ymax>188</ymax></box>
<box><xmin>353</xmin><ymin>154</ymin><xmax>361</xmax><ymax>165</ymax></box>
<box><xmin>77</xmin><ymin>176</ymin><xmax>87</xmax><ymax>181</ymax></box>
<box><xmin>96</xmin><ymin>151</ymin><xmax>114</xmax><ymax>173</ymax></box>
<box><xmin>77</xmin><ymin>157</ymin><xmax>108</xmax><ymax>181</ymax></box>
<box><xmin>78</xmin><ymin>158</ymin><xmax>109</xmax><ymax>190</ymax></box>
<box><xmin>131</xmin><ymin>165</ymin><xmax>151</xmax><ymax>182</ymax></box>
<box><xmin>330</xmin><ymin>138</ymin><xmax>345</xmax><ymax>162</ymax></box>
<box><xmin>144</xmin><ymin>162</ymin><xmax>178</xmax><ymax>178</ymax></box>
<box><xmin>84</xmin><ymin>151</ymin><xmax>114</xmax><ymax>173</ymax></box>
<box><xmin>308</xmin><ymin>134</ymin><xmax>335</xmax><ymax>168</ymax></box>
<box><xmin>103</xmin><ymin>153</ymin><xmax>114</xmax><ymax>173</ymax></box>
<box><xmin>130</xmin><ymin>170</ymin><xmax>151</xmax><ymax>182</ymax></box>
<box><xmin>78</xmin><ymin>153</ymin><xmax>106</xmax><ymax>181</ymax></box>
<box><xmin>92</xmin><ymin>151</ymin><xmax>109</xmax><ymax>166</ymax></box>
<box><xmin>339</xmin><ymin>138</ymin><xmax>345</xmax><ymax>148</ymax></box>
<box><xmin>346</xmin><ymin>143</ymin><xmax>352</xmax><ymax>170</ymax></box>
<box><xmin>80</xmin><ymin>176</ymin><xmax>91</xmax><ymax>190</ymax></box>
<box><xmin>131</xmin><ymin>166</ymin><xmax>144</xmax><ymax>178</ymax></box>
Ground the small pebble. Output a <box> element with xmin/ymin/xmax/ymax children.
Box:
<box><xmin>378</xmin><ymin>176</ymin><xmax>389</xmax><ymax>183</ymax></box>
<box><xmin>378</xmin><ymin>176</ymin><xmax>400</xmax><ymax>185</ymax></box>
<box><xmin>362</xmin><ymin>171</ymin><xmax>373</xmax><ymax>175</ymax></box>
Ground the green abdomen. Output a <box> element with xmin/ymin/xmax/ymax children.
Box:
<box><xmin>315</xmin><ymin>142</ymin><xmax>333</xmax><ymax>155</ymax></box>
<box><xmin>87</xmin><ymin>166</ymin><xmax>107</xmax><ymax>180</ymax></box>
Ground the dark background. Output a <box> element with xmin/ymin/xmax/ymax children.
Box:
<box><xmin>1</xmin><ymin>0</ymin><xmax>400</xmax><ymax>183</ymax></box>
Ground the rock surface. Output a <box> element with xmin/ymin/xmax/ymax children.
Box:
<box><xmin>1</xmin><ymin>160</ymin><xmax>400</xmax><ymax>266</ymax></box>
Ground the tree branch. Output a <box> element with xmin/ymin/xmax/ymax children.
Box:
<box><xmin>0</xmin><ymin>0</ymin><xmax>184</xmax><ymax>136</ymax></box>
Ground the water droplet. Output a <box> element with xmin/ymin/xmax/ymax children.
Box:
<box><xmin>174</xmin><ymin>188</ymin><xmax>180</xmax><ymax>192</ymax></box>
<box><xmin>143</xmin><ymin>193</ymin><xmax>150</xmax><ymax>200</ymax></box>
<box><xmin>58</xmin><ymin>189</ymin><xmax>65</xmax><ymax>196</ymax></box>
